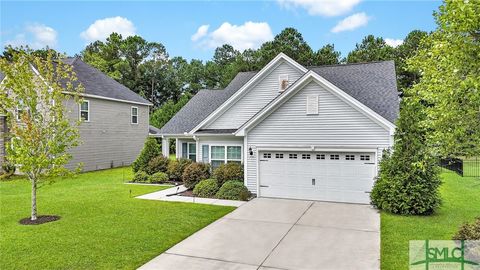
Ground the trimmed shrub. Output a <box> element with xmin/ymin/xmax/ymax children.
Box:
<box><xmin>149</xmin><ymin>172</ymin><xmax>169</xmax><ymax>183</ymax></box>
<box><xmin>146</xmin><ymin>155</ymin><xmax>169</xmax><ymax>175</ymax></box>
<box><xmin>193</xmin><ymin>179</ymin><xmax>219</xmax><ymax>198</ymax></box>
<box><xmin>453</xmin><ymin>217</ymin><xmax>480</xmax><ymax>240</ymax></box>
<box><xmin>182</xmin><ymin>163</ymin><xmax>210</xmax><ymax>189</ymax></box>
<box><xmin>1</xmin><ymin>161</ymin><xmax>16</xmax><ymax>179</ymax></box>
<box><xmin>132</xmin><ymin>171</ymin><xmax>149</xmax><ymax>183</ymax></box>
<box><xmin>167</xmin><ymin>158</ymin><xmax>193</xmax><ymax>181</ymax></box>
<box><xmin>216</xmin><ymin>180</ymin><xmax>251</xmax><ymax>201</ymax></box>
<box><xmin>213</xmin><ymin>162</ymin><xmax>244</xmax><ymax>186</ymax></box>
<box><xmin>132</xmin><ymin>138</ymin><xmax>161</xmax><ymax>173</ymax></box>
<box><xmin>370</xmin><ymin>99</ymin><xmax>441</xmax><ymax>215</ymax></box>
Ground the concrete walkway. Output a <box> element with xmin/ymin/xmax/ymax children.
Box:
<box><xmin>139</xmin><ymin>197</ymin><xmax>380</xmax><ymax>270</ymax></box>
<box><xmin>136</xmin><ymin>185</ymin><xmax>246</xmax><ymax>207</ymax></box>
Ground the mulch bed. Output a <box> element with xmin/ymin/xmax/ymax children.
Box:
<box><xmin>178</xmin><ymin>189</ymin><xmax>194</xmax><ymax>197</ymax></box>
<box><xmin>19</xmin><ymin>215</ymin><xmax>61</xmax><ymax>225</ymax></box>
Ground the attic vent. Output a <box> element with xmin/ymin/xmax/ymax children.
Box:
<box><xmin>306</xmin><ymin>95</ymin><xmax>319</xmax><ymax>115</ymax></box>
<box><xmin>279</xmin><ymin>75</ymin><xmax>289</xmax><ymax>92</ymax></box>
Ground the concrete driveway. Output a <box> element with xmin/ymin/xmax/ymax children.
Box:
<box><xmin>139</xmin><ymin>198</ymin><xmax>380</xmax><ymax>270</ymax></box>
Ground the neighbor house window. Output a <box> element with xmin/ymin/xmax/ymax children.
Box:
<box><xmin>16</xmin><ymin>100</ymin><xmax>26</xmax><ymax>121</ymax></box>
<box><xmin>131</xmin><ymin>106</ymin><xmax>138</xmax><ymax>124</ymax></box>
<box><xmin>210</xmin><ymin>145</ymin><xmax>242</xmax><ymax>169</ymax></box>
<box><xmin>80</xmin><ymin>100</ymin><xmax>90</xmax><ymax>122</ymax></box>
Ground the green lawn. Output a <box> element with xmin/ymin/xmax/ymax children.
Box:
<box><xmin>0</xmin><ymin>167</ymin><xmax>234</xmax><ymax>269</ymax></box>
<box><xmin>381</xmin><ymin>169</ymin><xmax>480</xmax><ymax>270</ymax></box>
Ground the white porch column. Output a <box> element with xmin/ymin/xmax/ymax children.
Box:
<box><xmin>161</xmin><ymin>137</ymin><xmax>169</xmax><ymax>158</ymax></box>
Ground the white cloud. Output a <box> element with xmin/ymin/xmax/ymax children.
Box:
<box><xmin>80</xmin><ymin>16</ymin><xmax>136</xmax><ymax>42</ymax></box>
<box><xmin>191</xmin><ymin>25</ymin><xmax>210</xmax><ymax>41</ymax></box>
<box><xmin>278</xmin><ymin>0</ymin><xmax>361</xmax><ymax>17</ymax></box>
<box><xmin>385</xmin><ymin>38</ymin><xmax>404</xmax><ymax>47</ymax></box>
<box><xmin>193</xmin><ymin>21</ymin><xmax>273</xmax><ymax>51</ymax></box>
<box><xmin>4</xmin><ymin>23</ymin><xmax>58</xmax><ymax>49</ymax></box>
<box><xmin>331</xmin><ymin>12</ymin><xmax>370</xmax><ymax>33</ymax></box>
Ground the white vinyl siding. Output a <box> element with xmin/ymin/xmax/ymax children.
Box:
<box><xmin>206</xmin><ymin>61</ymin><xmax>304</xmax><ymax>129</ymax></box>
<box><xmin>245</xmin><ymin>80</ymin><xmax>391</xmax><ymax>192</ymax></box>
<box><xmin>306</xmin><ymin>95</ymin><xmax>319</xmax><ymax>115</ymax></box>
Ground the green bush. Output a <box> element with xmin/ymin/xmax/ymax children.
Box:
<box><xmin>453</xmin><ymin>217</ymin><xmax>480</xmax><ymax>240</ymax></box>
<box><xmin>146</xmin><ymin>155</ymin><xmax>169</xmax><ymax>175</ymax></box>
<box><xmin>167</xmin><ymin>158</ymin><xmax>193</xmax><ymax>181</ymax></box>
<box><xmin>132</xmin><ymin>171</ymin><xmax>149</xmax><ymax>183</ymax></box>
<box><xmin>216</xmin><ymin>180</ymin><xmax>251</xmax><ymax>201</ymax></box>
<box><xmin>192</xmin><ymin>179</ymin><xmax>219</xmax><ymax>198</ymax></box>
<box><xmin>0</xmin><ymin>161</ymin><xmax>16</xmax><ymax>179</ymax></box>
<box><xmin>213</xmin><ymin>162</ymin><xmax>244</xmax><ymax>186</ymax></box>
<box><xmin>182</xmin><ymin>163</ymin><xmax>210</xmax><ymax>189</ymax></box>
<box><xmin>149</xmin><ymin>172</ymin><xmax>169</xmax><ymax>183</ymax></box>
<box><xmin>370</xmin><ymin>99</ymin><xmax>441</xmax><ymax>215</ymax></box>
<box><xmin>132</xmin><ymin>138</ymin><xmax>161</xmax><ymax>173</ymax></box>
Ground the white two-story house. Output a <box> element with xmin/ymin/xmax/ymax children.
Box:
<box><xmin>155</xmin><ymin>53</ymin><xmax>399</xmax><ymax>204</ymax></box>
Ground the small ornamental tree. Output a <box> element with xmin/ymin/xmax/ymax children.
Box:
<box><xmin>370</xmin><ymin>97</ymin><xmax>442</xmax><ymax>215</ymax></box>
<box><xmin>132</xmin><ymin>137</ymin><xmax>161</xmax><ymax>173</ymax></box>
<box><xmin>0</xmin><ymin>50</ymin><xmax>83</xmax><ymax>221</ymax></box>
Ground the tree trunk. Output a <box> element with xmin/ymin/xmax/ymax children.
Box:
<box><xmin>31</xmin><ymin>179</ymin><xmax>37</xmax><ymax>221</ymax></box>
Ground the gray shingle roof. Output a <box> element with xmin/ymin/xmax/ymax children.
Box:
<box><xmin>64</xmin><ymin>58</ymin><xmax>151</xmax><ymax>105</ymax></box>
<box><xmin>310</xmin><ymin>61</ymin><xmax>399</xmax><ymax>123</ymax></box>
<box><xmin>158</xmin><ymin>72</ymin><xmax>257</xmax><ymax>134</ymax></box>
<box><xmin>158</xmin><ymin>60</ymin><xmax>399</xmax><ymax>135</ymax></box>
<box><xmin>149</xmin><ymin>125</ymin><xmax>162</xmax><ymax>135</ymax></box>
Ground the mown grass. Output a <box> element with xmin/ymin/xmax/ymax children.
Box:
<box><xmin>0</xmin><ymin>167</ymin><xmax>234</xmax><ymax>269</ymax></box>
<box><xmin>381</xmin><ymin>168</ymin><xmax>480</xmax><ymax>269</ymax></box>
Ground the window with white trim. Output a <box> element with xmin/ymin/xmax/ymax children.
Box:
<box><xmin>16</xmin><ymin>100</ymin><xmax>27</xmax><ymax>121</ymax></box>
<box><xmin>210</xmin><ymin>145</ymin><xmax>242</xmax><ymax>169</ymax></box>
<box><xmin>306</xmin><ymin>95</ymin><xmax>319</xmax><ymax>115</ymax></box>
<box><xmin>316</xmin><ymin>154</ymin><xmax>325</xmax><ymax>160</ymax></box>
<box><xmin>330</xmin><ymin>154</ymin><xmax>339</xmax><ymax>160</ymax></box>
<box><xmin>80</xmin><ymin>100</ymin><xmax>90</xmax><ymax>122</ymax></box>
<box><xmin>302</xmin><ymin>154</ymin><xmax>311</xmax><ymax>159</ymax></box>
<box><xmin>289</xmin><ymin>153</ymin><xmax>298</xmax><ymax>159</ymax></box>
<box><xmin>360</xmin><ymin>155</ymin><xmax>371</xmax><ymax>161</ymax></box>
<box><xmin>263</xmin><ymin>153</ymin><xmax>272</xmax><ymax>159</ymax></box>
<box><xmin>279</xmin><ymin>75</ymin><xmax>289</xmax><ymax>92</ymax></box>
<box><xmin>188</xmin><ymin>142</ymin><xmax>196</xmax><ymax>161</ymax></box>
<box><xmin>275</xmin><ymin>153</ymin><xmax>284</xmax><ymax>159</ymax></box>
<box><xmin>346</xmin><ymin>154</ymin><xmax>355</xmax><ymax>160</ymax></box>
<box><xmin>131</xmin><ymin>106</ymin><xmax>138</xmax><ymax>124</ymax></box>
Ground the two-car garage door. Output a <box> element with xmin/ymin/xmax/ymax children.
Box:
<box><xmin>258</xmin><ymin>151</ymin><xmax>376</xmax><ymax>204</ymax></box>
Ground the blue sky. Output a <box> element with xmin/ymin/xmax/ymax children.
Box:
<box><xmin>1</xmin><ymin>1</ymin><xmax>441</xmax><ymax>61</ymax></box>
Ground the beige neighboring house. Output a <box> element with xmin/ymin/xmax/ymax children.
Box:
<box><xmin>0</xmin><ymin>57</ymin><xmax>153</xmax><ymax>172</ymax></box>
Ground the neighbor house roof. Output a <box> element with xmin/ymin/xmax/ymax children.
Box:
<box><xmin>158</xmin><ymin>72</ymin><xmax>257</xmax><ymax>135</ymax></box>
<box><xmin>158</xmin><ymin>60</ymin><xmax>399</xmax><ymax>135</ymax></box>
<box><xmin>0</xmin><ymin>57</ymin><xmax>151</xmax><ymax>106</ymax></box>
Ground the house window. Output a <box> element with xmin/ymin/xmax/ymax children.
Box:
<box><xmin>279</xmin><ymin>75</ymin><xmax>289</xmax><ymax>92</ymax></box>
<box><xmin>316</xmin><ymin>154</ymin><xmax>325</xmax><ymax>160</ymax></box>
<box><xmin>80</xmin><ymin>100</ymin><xmax>90</xmax><ymax>122</ymax></box>
<box><xmin>360</xmin><ymin>155</ymin><xmax>371</xmax><ymax>161</ymax></box>
<box><xmin>330</xmin><ymin>154</ymin><xmax>339</xmax><ymax>160</ymax></box>
<box><xmin>210</xmin><ymin>145</ymin><xmax>242</xmax><ymax>169</ymax></box>
<box><xmin>188</xmin><ymin>142</ymin><xmax>196</xmax><ymax>161</ymax></box>
<box><xmin>346</xmin><ymin>155</ymin><xmax>355</xmax><ymax>160</ymax></box>
<box><xmin>263</xmin><ymin>153</ymin><xmax>272</xmax><ymax>159</ymax></box>
<box><xmin>302</xmin><ymin>154</ymin><xmax>311</xmax><ymax>159</ymax></box>
<box><xmin>275</xmin><ymin>153</ymin><xmax>284</xmax><ymax>159</ymax></box>
<box><xmin>289</xmin><ymin>153</ymin><xmax>298</xmax><ymax>159</ymax></box>
<box><xmin>306</xmin><ymin>95</ymin><xmax>319</xmax><ymax>115</ymax></box>
<box><xmin>131</xmin><ymin>106</ymin><xmax>138</xmax><ymax>124</ymax></box>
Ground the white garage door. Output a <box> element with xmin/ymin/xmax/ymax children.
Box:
<box><xmin>259</xmin><ymin>151</ymin><xmax>376</xmax><ymax>204</ymax></box>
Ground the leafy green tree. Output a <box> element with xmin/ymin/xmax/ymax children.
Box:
<box><xmin>407</xmin><ymin>0</ymin><xmax>480</xmax><ymax>157</ymax></box>
<box><xmin>132</xmin><ymin>138</ymin><xmax>161</xmax><ymax>173</ymax></box>
<box><xmin>313</xmin><ymin>44</ymin><xmax>341</xmax><ymax>65</ymax></box>
<box><xmin>213</xmin><ymin>44</ymin><xmax>240</xmax><ymax>66</ymax></box>
<box><xmin>150</xmin><ymin>94</ymin><xmax>191</xmax><ymax>129</ymax></box>
<box><xmin>346</xmin><ymin>35</ymin><xmax>395</xmax><ymax>63</ymax></box>
<box><xmin>395</xmin><ymin>30</ymin><xmax>428</xmax><ymax>90</ymax></box>
<box><xmin>0</xmin><ymin>50</ymin><xmax>83</xmax><ymax>221</ymax></box>
<box><xmin>370</xmin><ymin>97</ymin><xmax>441</xmax><ymax>215</ymax></box>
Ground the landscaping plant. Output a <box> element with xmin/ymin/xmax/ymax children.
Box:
<box><xmin>167</xmin><ymin>158</ymin><xmax>193</xmax><ymax>181</ymax></box>
<box><xmin>132</xmin><ymin>171</ymin><xmax>149</xmax><ymax>183</ymax></box>
<box><xmin>145</xmin><ymin>155</ymin><xmax>169</xmax><ymax>175</ymax></box>
<box><xmin>132</xmin><ymin>138</ymin><xmax>161</xmax><ymax>173</ymax></box>
<box><xmin>0</xmin><ymin>50</ymin><xmax>83</xmax><ymax>221</ymax></box>
<box><xmin>453</xmin><ymin>217</ymin><xmax>480</xmax><ymax>240</ymax></box>
<box><xmin>370</xmin><ymin>98</ymin><xmax>441</xmax><ymax>215</ymax></box>
<box><xmin>149</xmin><ymin>172</ymin><xmax>169</xmax><ymax>183</ymax></box>
<box><xmin>216</xmin><ymin>180</ymin><xmax>251</xmax><ymax>201</ymax></box>
<box><xmin>182</xmin><ymin>162</ymin><xmax>210</xmax><ymax>189</ymax></box>
<box><xmin>213</xmin><ymin>162</ymin><xmax>244</xmax><ymax>186</ymax></box>
<box><xmin>192</xmin><ymin>179</ymin><xmax>219</xmax><ymax>198</ymax></box>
